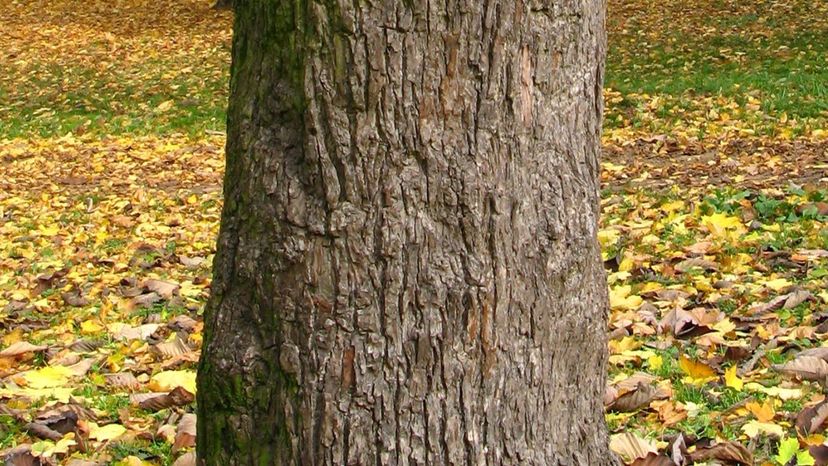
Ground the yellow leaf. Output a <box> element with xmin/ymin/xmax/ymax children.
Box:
<box><xmin>744</xmin><ymin>383</ymin><xmax>803</xmax><ymax>400</ymax></box>
<box><xmin>22</xmin><ymin>366</ymin><xmax>74</xmax><ymax>388</ymax></box>
<box><xmin>724</xmin><ymin>366</ymin><xmax>744</xmax><ymax>391</ymax></box>
<box><xmin>661</xmin><ymin>200</ymin><xmax>685</xmax><ymax>213</ymax></box>
<box><xmin>598</xmin><ymin>228</ymin><xmax>621</xmax><ymax>247</ymax></box>
<box><xmin>38</xmin><ymin>224</ymin><xmax>60</xmax><ymax>236</ymax></box>
<box><xmin>746</xmin><ymin>399</ymin><xmax>775</xmax><ymax>422</ymax></box>
<box><xmin>609</xmin><ymin>285</ymin><xmax>643</xmax><ymax>311</ymax></box>
<box><xmin>30</xmin><ymin>440</ymin><xmax>56</xmax><ymax>458</ymax></box>
<box><xmin>155</xmin><ymin>100</ymin><xmax>174</xmax><ymax>112</ymax></box>
<box><xmin>742</xmin><ymin>419</ymin><xmax>784</xmax><ymax>438</ymax></box>
<box><xmin>2</xmin><ymin>328</ymin><xmax>23</xmax><ymax>346</ymax></box>
<box><xmin>0</xmin><ymin>387</ymin><xmax>73</xmax><ymax>402</ymax></box>
<box><xmin>117</xmin><ymin>456</ymin><xmax>154</xmax><ymax>466</ymax></box>
<box><xmin>619</xmin><ymin>257</ymin><xmax>635</xmax><ymax>272</ymax></box>
<box><xmin>148</xmin><ymin>370</ymin><xmax>197</xmax><ymax>393</ymax></box>
<box><xmin>53</xmin><ymin>434</ymin><xmax>76</xmax><ymax>455</ymax></box>
<box><xmin>80</xmin><ymin>319</ymin><xmax>104</xmax><ymax>334</ymax></box>
<box><xmin>609</xmin><ymin>336</ymin><xmax>639</xmax><ymax>354</ymax></box>
<box><xmin>713</xmin><ymin>318</ymin><xmax>736</xmax><ymax>335</ymax></box>
<box><xmin>764</xmin><ymin>278</ymin><xmax>792</xmax><ymax>292</ymax></box>
<box><xmin>701</xmin><ymin>213</ymin><xmax>746</xmax><ymax>239</ymax></box>
<box><xmin>679</xmin><ymin>355</ymin><xmax>716</xmax><ymax>382</ymax></box>
<box><xmin>648</xmin><ymin>354</ymin><xmax>664</xmax><ymax>371</ymax></box>
<box><xmin>88</xmin><ymin>422</ymin><xmax>127</xmax><ymax>441</ymax></box>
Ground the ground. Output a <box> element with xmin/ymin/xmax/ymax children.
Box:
<box><xmin>0</xmin><ymin>0</ymin><xmax>827</xmax><ymax>465</ymax></box>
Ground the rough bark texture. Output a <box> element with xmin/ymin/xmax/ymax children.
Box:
<box><xmin>198</xmin><ymin>0</ymin><xmax>613</xmax><ymax>465</ymax></box>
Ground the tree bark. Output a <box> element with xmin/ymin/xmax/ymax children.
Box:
<box><xmin>198</xmin><ymin>0</ymin><xmax>613</xmax><ymax>465</ymax></box>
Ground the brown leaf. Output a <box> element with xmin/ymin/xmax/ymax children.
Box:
<box><xmin>796</xmin><ymin>400</ymin><xmax>828</xmax><ymax>436</ymax></box>
<box><xmin>800</xmin><ymin>347</ymin><xmax>828</xmax><ymax>361</ymax></box>
<box><xmin>33</xmin><ymin>406</ymin><xmax>79</xmax><ymax>434</ymax></box>
<box><xmin>659</xmin><ymin>308</ymin><xmax>715</xmax><ymax>339</ymax></box>
<box><xmin>115</xmin><ymin>323</ymin><xmax>160</xmax><ymax>341</ymax></box>
<box><xmin>171</xmin><ymin>451</ymin><xmax>196</xmax><ymax>466</ymax></box>
<box><xmin>178</xmin><ymin>255</ymin><xmax>205</xmax><ymax>268</ymax></box>
<box><xmin>675</xmin><ymin>257</ymin><xmax>718</xmax><ymax>273</ymax></box>
<box><xmin>150</xmin><ymin>337</ymin><xmax>192</xmax><ymax>359</ymax></box>
<box><xmin>156</xmin><ymin>423</ymin><xmax>177</xmax><ymax>443</ymax></box>
<box><xmin>133</xmin><ymin>387</ymin><xmax>194</xmax><ymax>411</ymax></box>
<box><xmin>773</xmin><ymin>355</ymin><xmax>828</xmax><ymax>382</ymax></box>
<box><xmin>144</xmin><ymin>279</ymin><xmax>180</xmax><ymax>299</ymax></box>
<box><xmin>629</xmin><ymin>453</ymin><xmax>677</xmax><ymax>466</ymax></box>
<box><xmin>686</xmin><ymin>441</ymin><xmax>753</xmax><ymax>465</ymax></box>
<box><xmin>685</xmin><ymin>241</ymin><xmax>713</xmax><ymax>255</ymax></box>
<box><xmin>65</xmin><ymin>358</ymin><xmax>95</xmax><ymax>377</ymax></box>
<box><xmin>131</xmin><ymin>292</ymin><xmax>162</xmax><ymax>308</ymax></box>
<box><xmin>65</xmin><ymin>460</ymin><xmax>100</xmax><ymax>466</ymax></box>
<box><xmin>167</xmin><ymin>315</ymin><xmax>198</xmax><ymax>333</ymax></box>
<box><xmin>784</xmin><ymin>289</ymin><xmax>813</xmax><ymax>309</ymax></box>
<box><xmin>1</xmin><ymin>444</ymin><xmax>48</xmax><ymax>466</ymax></box>
<box><xmin>810</xmin><ymin>444</ymin><xmax>828</xmax><ymax>466</ymax></box>
<box><xmin>106</xmin><ymin>372</ymin><xmax>141</xmax><ymax>390</ymax></box>
<box><xmin>173</xmin><ymin>413</ymin><xmax>196</xmax><ymax>453</ymax></box>
<box><xmin>160</xmin><ymin>351</ymin><xmax>200</xmax><ymax>370</ymax></box>
<box><xmin>608</xmin><ymin>382</ymin><xmax>661</xmax><ymax>413</ymax></box>
<box><xmin>747</xmin><ymin>294</ymin><xmax>789</xmax><ymax>316</ymax></box>
<box><xmin>0</xmin><ymin>342</ymin><xmax>47</xmax><ymax>358</ymax></box>
<box><xmin>67</xmin><ymin>339</ymin><xmax>104</xmax><ymax>353</ymax></box>
<box><xmin>60</xmin><ymin>291</ymin><xmax>89</xmax><ymax>307</ymax></box>
<box><xmin>24</xmin><ymin>422</ymin><xmax>63</xmax><ymax>441</ymax></box>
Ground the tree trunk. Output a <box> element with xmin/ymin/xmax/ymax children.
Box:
<box><xmin>198</xmin><ymin>0</ymin><xmax>613</xmax><ymax>465</ymax></box>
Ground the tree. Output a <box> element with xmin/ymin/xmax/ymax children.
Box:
<box><xmin>197</xmin><ymin>0</ymin><xmax>614</xmax><ymax>464</ymax></box>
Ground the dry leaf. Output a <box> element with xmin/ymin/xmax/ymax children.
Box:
<box><xmin>0</xmin><ymin>342</ymin><xmax>47</xmax><ymax>359</ymax></box>
<box><xmin>773</xmin><ymin>356</ymin><xmax>828</xmax><ymax>382</ymax></box>
<box><xmin>144</xmin><ymin>279</ymin><xmax>179</xmax><ymax>299</ymax></box>
<box><xmin>610</xmin><ymin>432</ymin><xmax>658</xmax><ymax>463</ymax></box>
<box><xmin>173</xmin><ymin>413</ymin><xmax>196</xmax><ymax>453</ymax></box>
<box><xmin>679</xmin><ymin>355</ymin><xmax>716</xmax><ymax>381</ymax></box>
<box><xmin>630</xmin><ymin>453</ymin><xmax>677</xmax><ymax>466</ymax></box>
<box><xmin>686</xmin><ymin>441</ymin><xmax>753</xmax><ymax>465</ymax></box>
<box><xmin>150</xmin><ymin>337</ymin><xmax>192</xmax><ymax>359</ymax></box>
<box><xmin>133</xmin><ymin>386</ymin><xmax>194</xmax><ymax>411</ymax></box>
<box><xmin>171</xmin><ymin>451</ymin><xmax>196</xmax><ymax>466</ymax></box>
<box><xmin>106</xmin><ymin>373</ymin><xmax>141</xmax><ymax>390</ymax></box>
<box><xmin>797</xmin><ymin>400</ymin><xmax>828</xmax><ymax>436</ymax></box>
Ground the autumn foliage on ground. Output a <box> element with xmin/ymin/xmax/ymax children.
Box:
<box><xmin>0</xmin><ymin>0</ymin><xmax>827</xmax><ymax>464</ymax></box>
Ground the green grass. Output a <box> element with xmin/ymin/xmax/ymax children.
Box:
<box><xmin>605</xmin><ymin>0</ymin><xmax>828</xmax><ymax>134</ymax></box>
<box><xmin>0</xmin><ymin>60</ymin><xmax>228</xmax><ymax>139</ymax></box>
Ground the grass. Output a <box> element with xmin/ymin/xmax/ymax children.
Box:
<box><xmin>605</xmin><ymin>0</ymin><xmax>828</xmax><ymax>137</ymax></box>
<box><xmin>0</xmin><ymin>0</ymin><xmax>231</xmax><ymax>139</ymax></box>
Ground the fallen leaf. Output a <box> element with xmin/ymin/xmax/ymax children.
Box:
<box><xmin>687</xmin><ymin>441</ymin><xmax>753</xmax><ymax>465</ymax></box>
<box><xmin>172</xmin><ymin>413</ymin><xmax>196</xmax><ymax>453</ymax></box>
<box><xmin>610</xmin><ymin>432</ymin><xmax>658</xmax><ymax>463</ymax></box>
<box><xmin>679</xmin><ymin>355</ymin><xmax>716</xmax><ymax>382</ymax></box>
<box><xmin>88</xmin><ymin>423</ymin><xmax>126</xmax><ymax>442</ymax></box>
<box><xmin>774</xmin><ymin>356</ymin><xmax>828</xmax><ymax>383</ymax></box>
<box><xmin>148</xmin><ymin>370</ymin><xmax>197</xmax><ymax>394</ymax></box>
<box><xmin>742</xmin><ymin>419</ymin><xmax>785</xmax><ymax>438</ymax></box>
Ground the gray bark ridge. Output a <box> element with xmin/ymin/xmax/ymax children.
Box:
<box><xmin>198</xmin><ymin>0</ymin><xmax>615</xmax><ymax>465</ymax></box>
